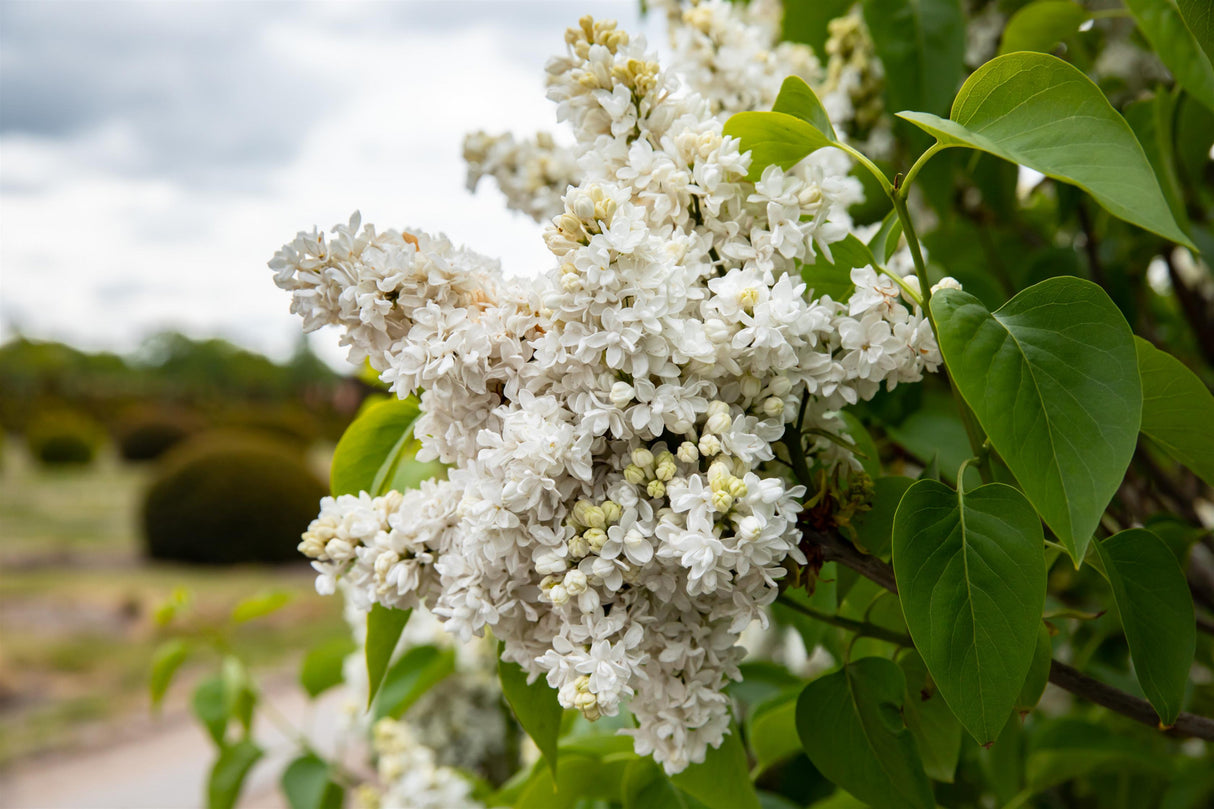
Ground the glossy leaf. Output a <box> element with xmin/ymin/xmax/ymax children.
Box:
<box><xmin>892</xmin><ymin>480</ymin><xmax>1046</xmax><ymax>743</ymax></box>
<box><xmin>149</xmin><ymin>638</ymin><xmax>189</xmax><ymax>710</ymax></box>
<box><xmin>299</xmin><ymin>636</ymin><xmax>358</xmax><ymax>698</ymax></box>
<box><xmin>330</xmin><ymin>395</ymin><xmax>420</xmax><ymax>497</ymax></box>
<box><xmin>1095</xmin><ymin>528</ymin><xmax>1196</xmax><ymax>725</ymax></box>
<box><xmin>207</xmin><ymin>739</ymin><xmax>262</xmax><ymax>809</ymax></box>
<box><xmin>772</xmin><ymin>75</ymin><xmax>838</xmax><ymax>141</ymax></box>
<box><xmin>1136</xmin><ymin>337</ymin><xmax>1214</xmax><ymax>487</ymax></box>
<box><xmin>281</xmin><ymin>754</ymin><xmax>343</xmax><ymax>809</ymax></box>
<box><xmin>230</xmin><ymin>590</ymin><xmax>291</xmax><ymax>624</ymax></box>
<box><xmin>671</xmin><ymin>726</ymin><xmax>761</xmax><ymax>809</ymax></box>
<box><xmin>1126</xmin><ymin>0</ymin><xmax>1214</xmax><ymax>114</ymax></box>
<box><xmin>999</xmin><ymin>1</ymin><xmax>1088</xmax><ymax>55</ymax></box>
<box><xmin>365</xmin><ymin>604</ymin><xmax>411</xmax><ymax>707</ymax></box>
<box><xmin>374</xmin><ymin>644</ymin><xmax>456</xmax><ymax>720</ymax></box>
<box><xmin>723</xmin><ymin>111</ymin><xmax>835</xmax><ymax>181</ymax></box>
<box><xmin>499</xmin><ymin>658</ymin><xmax>564</xmax><ymax>776</ymax></box>
<box><xmin>623</xmin><ymin>759</ymin><xmax>693</xmax><ymax>809</ymax></box>
<box><xmin>897</xmin><ymin>650</ymin><xmax>962</xmax><ymax>783</ymax></box>
<box><xmin>796</xmin><ymin>658</ymin><xmax>934</xmax><ymax>809</ymax></box>
<box><xmin>930</xmin><ymin>278</ymin><xmax>1142</xmax><ymax>564</ymax></box>
<box><xmin>899</xmin><ymin>52</ymin><xmax>1195</xmax><ymax>247</ymax></box>
<box><xmin>861</xmin><ymin>0</ymin><xmax>966</xmax><ymax>117</ymax></box>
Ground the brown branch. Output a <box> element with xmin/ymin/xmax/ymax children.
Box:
<box><xmin>802</xmin><ymin>527</ymin><xmax>1214</xmax><ymax>742</ymax></box>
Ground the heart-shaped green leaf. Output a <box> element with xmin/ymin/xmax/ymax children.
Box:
<box><xmin>899</xmin><ymin>52</ymin><xmax>1194</xmax><ymax>248</ymax></box>
<box><xmin>1095</xmin><ymin>529</ymin><xmax>1196</xmax><ymax>726</ymax></box>
<box><xmin>796</xmin><ymin>658</ymin><xmax>934</xmax><ymax>809</ymax></box>
<box><xmin>1126</xmin><ymin>0</ymin><xmax>1214</xmax><ymax>115</ymax></box>
<box><xmin>1178</xmin><ymin>0</ymin><xmax>1214</xmax><ymax>63</ymax></box>
<box><xmin>281</xmin><ymin>754</ymin><xmax>344</xmax><ymax>809</ymax></box>
<box><xmin>723</xmin><ymin>111</ymin><xmax>836</xmax><ymax>181</ymax></box>
<box><xmin>374</xmin><ymin>644</ymin><xmax>456</xmax><ymax>720</ymax></box>
<box><xmin>1136</xmin><ymin>337</ymin><xmax>1214</xmax><ymax>487</ymax></box>
<box><xmin>773</xmin><ymin>76</ymin><xmax>838</xmax><ymax>142</ymax></box>
<box><xmin>930</xmin><ymin>278</ymin><xmax>1142</xmax><ymax>564</ymax></box>
<box><xmin>896</xmin><ymin>650</ymin><xmax>963</xmax><ymax>783</ymax></box>
<box><xmin>892</xmin><ymin>480</ymin><xmax>1046</xmax><ymax>743</ymax></box>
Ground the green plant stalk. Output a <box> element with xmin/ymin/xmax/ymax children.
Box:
<box><xmin>775</xmin><ymin>593</ymin><xmax>912</xmax><ymax>647</ymax></box>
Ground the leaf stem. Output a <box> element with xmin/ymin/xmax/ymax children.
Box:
<box><xmin>775</xmin><ymin>594</ymin><xmax>912</xmax><ymax>647</ymax></box>
<box><xmin>900</xmin><ymin>142</ymin><xmax>946</xmax><ymax>195</ymax></box>
<box><xmin>838</xmin><ymin>142</ymin><xmax>894</xmax><ymax>198</ymax></box>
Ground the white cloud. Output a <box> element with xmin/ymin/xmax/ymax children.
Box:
<box><xmin>0</xmin><ymin>1</ymin><xmax>656</xmax><ymax>369</ymax></box>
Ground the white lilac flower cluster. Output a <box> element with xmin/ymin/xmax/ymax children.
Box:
<box><xmin>275</xmin><ymin>15</ymin><xmax>939</xmax><ymax>773</ymax></box>
<box><xmin>358</xmin><ymin>719</ymin><xmax>491</xmax><ymax>809</ymax></box>
<box><xmin>463</xmin><ymin>0</ymin><xmax>885</xmax><ymax>224</ymax></box>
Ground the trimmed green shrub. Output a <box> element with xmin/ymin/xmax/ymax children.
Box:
<box><xmin>141</xmin><ymin>430</ymin><xmax>326</xmax><ymax>564</ymax></box>
<box><xmin>26</xmin><ymin>410</ymin><xmax>104</xmax><ymax>466</ymax></box>
<box><xmin>114</xmin><ymin>406</ymin><xmax>202</xmax><ymax>462</ymax></box>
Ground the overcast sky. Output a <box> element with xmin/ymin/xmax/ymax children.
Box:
<box><xmin>0</xmin><ymin>0</ymin><xmax>663</xmax><ymax>370</ymax></box>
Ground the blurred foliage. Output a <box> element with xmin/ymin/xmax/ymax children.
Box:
<box><xmin>141</xmin><ymin>431</ymin><xmax>327</xmax><ymax>565</ymax></box>
<box><xmin>25</xmin><ymin>408</ymin><xmax>106</xmax><ymax>466</ymax></box>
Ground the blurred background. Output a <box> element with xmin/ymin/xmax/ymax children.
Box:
<box><xmin>0</xmin><ymin>1</ymin><xmax>661</xmax><ymax>805</ymax></box>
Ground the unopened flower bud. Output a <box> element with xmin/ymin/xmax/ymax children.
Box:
<box><xmin>624</xmin><ymin>464</ymin><xmax>646</xmax><ymax>485</ymax></box>
<box><xmin>601</xmin><ymin>500</ymin><xmax>622</xmax><ymax>524</ymax></box>
<box><xmin>548</xmin><ymin>584</ymin><xmax>569</xmax><ymax>605</ymax></box>
<box><xmin>711</xmin><ymin>490</ymin><xmax>734</xmax><ymax>513</ymax></box>
<box><xmin>768</xmin><ymin>376</ymin><xmax>792</xmax><ymax>397</ymax></box>
<box><xmin>677</xmin><ymin>441</ymin><xmax>700</xmax><ymax>463</ymax></box>
<box><xmin>584</xmin><ymin>528</ymin><xmax>607</xmax><ymax>553</ymax></box>
<box><xmin>647</xmin><ymin>479</ymin><xmax>666</xmax><ymax>499</ymax></box>
<box><xmin>740</xmin><ymin>375</ymin><xmax>762</xmax><ymax>399</ymax></box>
<box><xmin>610</xmin><ymin>381</ymin><xmax>634</xmax><ymax>408</ymax></box>
<box><xmin>571</xmin><ymin>500</ymin><xmax>594</xmax><ymax>527</ymax></box>
<box><xmin>931</xmin><ymin>276</ymin><xmax>962</xmax><ymax>293</ymax></box>
<box><xmin>583</xmin><ymin>505</ymin><xmax>606</xmax><ymax>530</ymax></box>
<box><xmin>707</xmin><ymin>460</ymin><xmax>732</xmax><ymax>484</ymax></box>
<box><xmin>762</xmin><ymin>396</ymin><xmax>785</xmax><ymax>417</ymax></box>
<box><xmin>631</xmin><ymin>447</ymin><xmax>655</xmax><ymax>468</ymax></box>
<box><xmin>698</xmin><ymin>434</ymin><xmax>722</xmax><ymax>457</ymax></box>
<box><xmin>568</xmin><ymin>535</ymin><xmax>590</xmax><ymax>559</ymax></box>
<box><xmin>563</xmin><ymin>569</ymin><xmax>588</xmax><ymax>595</ymax></box>
<box><xmin>728</xmin><ymin>478</ymin><xmax>748</xmax><ymax>498</ymax></box>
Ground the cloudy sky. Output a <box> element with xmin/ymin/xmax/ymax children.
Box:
<box><xmin>0</xmin><ymin>0</ymin><xmax>663</xmax><ymax>369</ymax></box>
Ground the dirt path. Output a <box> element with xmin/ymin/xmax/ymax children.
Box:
<box><xmin>0</xmin><ymin>679</ymin><xmax>350</xmax><ymax>809</ymax></box>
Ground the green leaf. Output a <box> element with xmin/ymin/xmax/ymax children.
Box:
<box><xmin>207</xmin><ymin>739</ymin><xmax>263</xmax><ymax>809</ymax></box>
<box><xmin>772</xmin><ymin>76</ymin><xmax>838</xmax><ymax>142</ymax></box>
<box><xmin>230</xmin><ymin>590</ymin><xmax>292</xmax><ymax>624</ymax></box>
<box><xmin>671</xmin><ymin>726</ymin><xmax>761</xmax><ymax>809</ymax></box>
<box><xmin>861</xmin><ymin>0</ymin><xmax>966</xmax><ymax>117</ymax></box>
<box><xmin>999</xmin><ymin>1</ymin><xmax>1089</xmax><ymax>55</ymax></box>
<box><xmin>773</xmin><ymin>563</ymin><xmax>839</xmax><ymax>654</ymax></box>
<box><xmin>1095</xmin><ymin>528</ymin><xmax>1196</xmax><ymax>726</ymax></box>
<box><xmin>374</xmin><ymin>644</ymin><xmax>456</xmax><ymax>720</ymax></box>
<box><xmin>892</xmin><ymin>479</ymin><xmax>1046</xmax><ymax>743</ymax></box>
<box><xmin>1126</xmin><ymin>0</ymin><xmax>1214</xmax><ymax>114</ymax></box>
<box><xmin>330</xmin><ymin>396</ymin><xmax>420</xmax><ymax>496</ymax></box>
<box><xmin>723</xmin><ymin>111</ymin><xmax>836</xmax><ymax>181</ymax></box>
<box><xmin>1026</xmin><ymin>719</ymin><xmax>1172</xmax><ymax>792</ymax></box>
<box><xmin>1178</xmin><ymin>0</ymin><xmax>1214</xmax><ymax>63</ymax></box>
<box><xmin>1126</xmin><ymin>92</ymin><xmax>1191</xmax><ymax>234</ymax></box>
<box><xmin>852</xmin><ymin>476</ymin><xmax>914</xmax><ymax>558</ymax></box>
<box><xmin>801</xmin><ymin>234</ymin><xmax>875</xmax><ymax>302</ymax></box>
<box><xmin>1136</xmin><ymin>337</ymin><xmax>1214</xmax><ymax>487</ymax></box>
<box><xmin>930</xmin><ymin>278</ymin><xmax>1142</xmax><ymax>564</ymax></box>
<box><xmin>796</xmin><ymin>658</ymin><xmax>934</xmax><ymax>809</ymax></box>
<box><xmin>281</xmin><ymin>754</ymin><xmax>343</xmax><ymax>809</ymax></box>
<box><xmin>899</xmin><ymin>53</ymin><xmax>1195</xmax><ymax>247</ymax></box>
<box><xmin>839</xmin><ymin>411</ymin><xmax>881</xmax><ymax>479</ymax></box>
<box><xmin>623</xmin><ymin>758</ymin><xmax>693</xmax><ymax>809</ymax></box>
<box><xmin>149</xmin><ymin>638</ymin><xmax>190</xmax><ymax>710</ymax></box>
<box><xmin>867</xmin><ymin>210</ymin><xmax>903</xmax><ymax>265</ymax></box>
<box><xmin>192</xmin><ymin>676</ymin><xmax>228</xmax><ymax>747</ymax></box>
<box><xmin>896</xmin><ymin>650</ymin><xmax>962</xmax><ymax>783</ymax></box>
<box><xmin>748</xmin><ymin>693</ymin><xmax>802</xmax><ymax>773</ymax></box>
<box><xmin>365</xmin><ymin>604</ymin><xmax>411</xmax><ymax>707</ymax></box>
<box><xmin>299</xmin><ymin>636</ymin><xmax>358</xmax><ymax>698</ymax></box>
<box><xmin>499</xmin><ymin>658</ymin><xmax>564</xmax><ymax>776</ymax></box>
<box><xmin>782</xmin><ymin>0</ymin><xmax>854</xmax><ymax>53</ymax></box>
<box><xmin>1015</xmin><ymin>624</ymin><xmax>1053</xmax><ymax>712</ymax></box>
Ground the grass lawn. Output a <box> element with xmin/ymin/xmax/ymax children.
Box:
<box><xmin>0</xmin><ymin>442</ymin><xmax>346</xmax><ymax>764</ymax></box>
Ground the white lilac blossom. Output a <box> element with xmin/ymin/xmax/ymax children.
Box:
<box><xmin>276</xmin><ymin>15</ymin><xmax>941</xmax><ymax>773</ymax></box>
<box><xmin>358</xmin><ymin>719</ymin><xmax>489</xmax><ymax>809</ymax></box>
